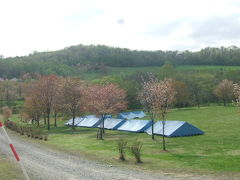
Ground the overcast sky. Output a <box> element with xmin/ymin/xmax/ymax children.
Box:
<box><xmin>1</xmin><ymin>0</ymin><xmax>240</xmax><ymax>57</ymax></box>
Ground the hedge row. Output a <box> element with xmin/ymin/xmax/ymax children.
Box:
<box><xmin>4</xmin><ymin>120</ymin><xmax>49</xmax><ymax>141</ymax></box>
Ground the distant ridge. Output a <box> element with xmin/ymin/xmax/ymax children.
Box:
<box><xmin>1</xmin><ymin>44</ymin><xmax>240</xmax><ymax>78</ymax></box>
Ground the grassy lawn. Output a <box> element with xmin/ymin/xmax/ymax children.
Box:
<box><xmin>0</xmin><ymin>158</ymin><xmax>24</xmax><ymax>180</ymax></box>
<box><xmin>176</xmin><ymin>65</ymin><xmax>240</xmax><ymax>72</ymax></box>
<box><xmin>79</xmin><ymin>65</ymin><xmax>240</xmax><ymax>80</ymax></box>
<box><xmin>7</xmin><ymin>106</ymin><xmax>240</xmax><ymax>177</ymax></box>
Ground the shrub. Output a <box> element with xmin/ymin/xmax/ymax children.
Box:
<box><xmin>39</xmin><ymin>134</ymin><xmax>43</xmax><ymax>140</ymax></box>
<box><xmin>130</xmin><ymin>141</ymin><xmax>143</xmax><ymax>163</ymax></box>
<box><xmin>4</xmin><ymin>120</ymin><xmax>47</xmax><ymax>141</ymax></box>
<box><xmin>117</xmin><ymin>138</ymin><xmax>128</xmax><ymax>161</ymax></box>
<box><xmin>44</xmin><ymin>134</ymin><xmax>48</xmax><ymax>141</ymax></box>
<box><xmin>2</xmin><ymin>106</ymin><xmax>12</xmax><ymax>121</ymax></box>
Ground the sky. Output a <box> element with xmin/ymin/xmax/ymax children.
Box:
<box><xmin>1</xmin><ymin>0</ymin><xmax>240</xmax><ymax>57</ymax></box>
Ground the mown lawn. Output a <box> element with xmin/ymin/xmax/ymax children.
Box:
<box><xmin>8</xmin><ymin>106</ymin><xmax>240</xmax><ymax>177</ymax></box>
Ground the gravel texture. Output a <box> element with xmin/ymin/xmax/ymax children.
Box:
<box><xmin>0</xmin><ymin>130</ymin><xmax>217</xmax><ymax>180</ymax></box>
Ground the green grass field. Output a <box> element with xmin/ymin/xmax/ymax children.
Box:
<box><xmin>80</xmin><ymin>65</ymin><xmax>240</xmax><ymax>80</ymax></box>
<box><xmin>0</xmin><ymin>158</ymin><xmax>24</xmax><ymax>180</ymax></box>
<box><xmin>8</xmin><ymin>106</ymin><xmax>240</xmax><ymax>178</ymax></box>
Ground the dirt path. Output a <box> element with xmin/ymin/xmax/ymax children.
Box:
<box><xmin>0</xmin><ymin>131</ymin><xmax>215</xmax><ymax>180</ymax></box>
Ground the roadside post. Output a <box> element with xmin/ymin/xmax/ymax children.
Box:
<box><xmin>0</xmin><ymin>120</ymin><xmax>30</xmax><ymax>180</ymax></box>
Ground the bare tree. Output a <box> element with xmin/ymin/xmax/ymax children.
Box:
<box><xmin>0</xmin><ymin>80</ymin><xmax>17</xmax><ymax>106</ymax></box>
<box><xmin>24</xmin><ymin>95</ymin><xmax>42</xmax><ymax>126</ymax></box>
<box><xmin>52</xmin><ymin>80</ymin><xmax>63</xmax><ymax>127</ymax></box>
<box><xmin>33</xmin><ymin>75</ymin><xmax>59</xmax><ymax>130</ymax></box>
<box><xmin>214</xmin><ymin>79</ymin><xmax>233</xmax><ymax>106</ymax></box>
<box><xmin>61</xmin><ymin>78</ymin><xmax>85</xmax><ymax>130</ymax></box>
<box><xmin>2</xmin><ymin>106</ymin><xmax>12</xmax><ymax>121</ymax></box>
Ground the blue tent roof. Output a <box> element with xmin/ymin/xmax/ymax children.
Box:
<box><xmin>117</xmin><ymin>120</ymin><xmax>152</xmax><ymax>132</ymax></box>
<box><xmin>76</xmin><ymin>115</ymin><xmax>101</xmax><ymax>128</ymax></box>
<box><xmin>145</xmin><ymin>121</ymin><xmax>204</xmax><ymax>137</ymax></box>
<box><xmin>104</xmin><ymin>115</ymin><xmax>112</xmax><ymax>118</ymax></box>
<box><xmin>132</xmin><ymin>111</ymin><xmax>146</xmax><ymax>118</ymax></box>
<box><xmin>98</xmin><ymin>118</ymin><xmax>126</xmax><ymax>130</ymax></box>
<box><xmin>65</xmin><ymin>117</ymin><xmax>84</xmax><ymax>126</ymax></box>
<box><xmin>117</xmin><ymin>111</ymin><xmax>146</xmax><ymax>119</ymax></box>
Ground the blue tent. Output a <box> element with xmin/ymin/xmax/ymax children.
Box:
<box><xmin>98</xmin><ymin>118</ymin><xmax>126</xmax><ymax>130</ymax></box>
<box><xmin>117</xmin><ymin>120</ymin><xmax>152</xmax><ymax>132</ymax></box>
<box><xmin>145</xmin><ymin>121</ymin><xmax>204</xmax><ymax>137</ymax></box>
<box><xmin>117</xmin><ymin>111</ymin><xmax>146</xmax><ymax>120</ymax></box>
<box><xmin>76</xmin><ymin>115</ymin><xmax>101</xmax><ymax>128</ymax></box>
<box><xmin>132</xmin><ymin>111</ymin><xmax>146</xmax><ymax>118</ymax></box>
<box><xmin>65</xmin><ymin>117</ymin><xmax>84</xmax><ymax>126</ymax></box>
<box><xmin>104</xmin><ymin>115</ymin><xmax>112</xmax><ymax>118</ymax></box>
<box><xmin>117</xmin><ymin>112</ymin><xmax>132</xmax><ymax>119</ymax></box>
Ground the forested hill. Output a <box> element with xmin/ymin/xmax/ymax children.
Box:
<box><xmin>1</xmin><ymin>44</ymin><xmax>240</xmax><ymax>78</ymax></box>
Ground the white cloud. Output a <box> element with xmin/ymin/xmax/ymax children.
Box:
<box><xmin>0</xmin><ymin>0</ymin><xmax>240</xmax><ymax>57</ymax></box>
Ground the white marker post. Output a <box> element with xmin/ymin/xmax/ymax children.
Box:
<box><xmin>0</xmin><ymin>121</ymin><xmax>30</xmax><ymax>180</ymax></box>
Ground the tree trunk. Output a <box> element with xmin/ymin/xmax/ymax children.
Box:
<box><xmin>102</xmin><ymin>115</ymin><xmax>105</xmax><ymax>134</ymax></box>
<box><xmin>223</xmin><ymin>99</ymin><xmax>226</xmax><ymax>106</ymax></box>
<box><xmin>47</xmin><ymin>112</ymin><xmax>50</xmax><ymax>130</ymax></box>
<box><xmin>197</xmin><ymin>100</ymin><xmax>200</xmax><ymax>108</ymax></box>
<box><xmin>72</xmin><ymin>115</ymin><xmax>75</xmax><ymax>130</ymax></box>
<box><xmin>150</xmin><ymin>112</ymin><xmax>155</xmax><ymax>140</ymax></box>
<box><xmin>100</xmin><ymin>128</ymin><xmax>103</xmax><ymax>140</ymax></box>
<box><xmin>54</xmin><ymin>113</ymin><xmax>57</xmax><ymax>127</ymax></box>
<box><xmin>6</xmin><ymin>82</ymin><xmax>9</xmax><ymax>106</ymax></box>
<box><xmin>98</xmin><ymin>115</ymin><xmax>104</xmax><ymax>140</ymax></box>
<box><xmin>151</xmin><ymin>119</ymin><xmax>154</xmax><ymax>140</ymax></box>
<box><xmin>37</xmin><ymin>116</ymin><xmax>40</xmax><ymax>127</ymax></box>
<box><xmin>162</xmin><ymin>114</ymin><xmax>166</xmax><ymax>151</ymax></box>
<box><xmin>97</xmin><ymin>128</ymin><xmax>103</xmax><ymax>140</ymax></box>
<box><xmin>44</xmin><ymin>113</ymin><xmax>46</xmax><ymax>125</ymax></box>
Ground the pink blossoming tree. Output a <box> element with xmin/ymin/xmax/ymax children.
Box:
<box><xmin>139</xmin><ymin>78</ymin><xmax>175</xmax><ymax>150</ymax></box>
<box><xmin>86</xmin><ymin>83</ymin><xmax>127</xmax><ymax>140</ymax></box>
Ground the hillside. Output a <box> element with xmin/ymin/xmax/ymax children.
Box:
<box><xmin>1</xmin><ymin>44</ymin><xmax>240</xmax><ymax>78</ymax></box>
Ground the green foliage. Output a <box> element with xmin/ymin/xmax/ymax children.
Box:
<box><xmin>129</xmin><ymin>141</ymin><xmax>143</xmax><ymax>163</ymax></box>
<box><xmin>1</xmin><ymin>45</ymin><xmax>240</xmax><ymax>78</ymax></box>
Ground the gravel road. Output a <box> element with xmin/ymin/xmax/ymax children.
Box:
<box><xmin>0</xmin><ymin>130</ymin><xmax>217</xmax><ymax>180</ymax></box>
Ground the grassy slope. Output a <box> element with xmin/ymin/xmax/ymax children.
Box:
<box><xmin>81</xmin><ymin>65</ymin><xmax>240</xmax><ymax>80</ymax></box>
<box><xmin>9</xmin><ymin>106</ymin><xmax>240</xmax><ymax>177</ymax></box>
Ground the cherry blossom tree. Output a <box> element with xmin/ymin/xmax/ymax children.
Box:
<box><xmin>138</xmin><ymin>74</ymin><xmax>158</xmax><ymax>140</ymax></box>
<box><xmin>156</xmin><ymin>79</ymin><xmax>175</xmax><ymax>151</ymax></box>
<box><xmin>86</xmin><ymin>83</ymin><xmax>127</xmax><ymax>140</ymax></box>
<box><xmin>139</xmin><ymin>78</ymin><xmax>175</xmax><ymax>150</ymax></box>
<box><xmin>233</xmin><ymin>83</ymin><xmax>240</xmax><ymax>109</ymax></box>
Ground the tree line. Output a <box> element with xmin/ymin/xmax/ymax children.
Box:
<box><xmin>1</xmin><ymin>45</ymin><xmax>240</xmax><ymax>78</ymax></box>
<box><xmin>0</xmin><ymin>70</ymin><xmax>236</xmax><ymax>111</ymax></box>
<box><xmin>1</xmin><ymin>74</ymin><xmax>239</xmax><ymax>151</ymax></box>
